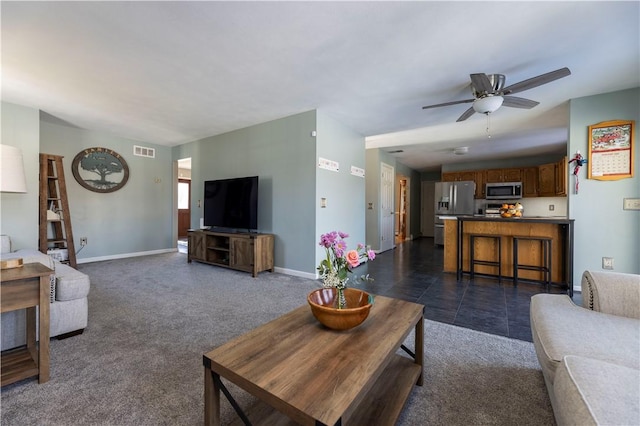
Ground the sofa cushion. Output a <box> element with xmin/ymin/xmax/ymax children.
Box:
<box><xmin>531</xmin><ymin>294</ymin><xmax>640</xmax><ymax>384</ymax></box>
<box><xmin>582</xmin><ymin>270</ymin><xmax>640</xmax><ymax>319</ymax></box>
<box><xmin>52</xmin><ymin>262</ymin><xmax>90</xmax><ymax>301</ymax></box>
<box><xmin>553</xmin><ymin>355</ymin><xmax>640</xmax><ymax>426</ymax></box>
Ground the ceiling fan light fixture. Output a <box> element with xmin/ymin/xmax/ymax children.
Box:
<box><xmin>472</xmin><ymin>95</ymin><xmax>504</xmax><ymax>114</ymax></box>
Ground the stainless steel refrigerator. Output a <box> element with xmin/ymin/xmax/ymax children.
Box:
<box><xmin>434</xmin><ymin>181</ymin><xmax>475</xmax><ymax>246</ymax></box>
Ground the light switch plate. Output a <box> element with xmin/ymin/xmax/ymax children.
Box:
<box><xmin>623</xmin><ymin>198</ymin><xmax>640</xmax><ymax>210</ymax></box>
<box><xmin>602</xmin><ymin>257</ymin><xmax>614</xmax><ymax>270</ymax></box>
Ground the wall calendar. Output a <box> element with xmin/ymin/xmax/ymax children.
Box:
<box><xmin>588</xmin><ymin>120</ymin><xmax>635</xmax><ymax>181</ymax></box>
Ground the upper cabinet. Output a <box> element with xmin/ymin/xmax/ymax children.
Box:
<box><xmin>555</xmin><ymin>157</ymin><xmax>567</xmax><ymax>196</ymax></box>
<box><xmin>442</xmin><ymin>170</ymin><xmax>485</xmax><ymax>199</ymax></box>
<box><xmin>485</xmin><ymin>167</ymin><xmax>522</xmax><ymax>183</ymax></box>
<box><xmin>442</xmin><ymin>157</ymin><xmax>567</xmax><ymax>199</ymax></box>
<box><xmin>537</xmin><ymin>163</ymin><xmax>556</xmax><ymax>196</ymax></box>
<box><xmin>522</xmin><ymin>167</ymin><xmax>539</xmax><ymax>197</ymax></box>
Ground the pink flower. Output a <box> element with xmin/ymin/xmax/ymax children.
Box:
<box><xmin>346</xmin><ymin>250</ymin><xmax>360</xmax><ymax>268</ymax></box>
<box><xmin>319</xmin><ymin>231</ymin><xmax>338</xmax><ymax>248</ymax></box>
<box><xmin>367</xmin><ymin>250</ymin><xmax>376</xmax><ymax>261</ymax></box>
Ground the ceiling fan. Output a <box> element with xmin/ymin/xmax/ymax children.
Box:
<box><xmin>422</xmin><ymin>67</ymin><xmax>571</xmax><ymax>122</ymax></box>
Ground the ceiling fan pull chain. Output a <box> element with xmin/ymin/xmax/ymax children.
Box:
<box><xmin>486</xmin><ymin>113</ymin><xmax>492</xmax><ymax>138</ymax></box>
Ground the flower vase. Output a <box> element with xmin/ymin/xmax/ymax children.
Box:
<box><xmin>336</xmin><ymin>287</ymin><xmax>347</xmax><ymax>309</ymax></box>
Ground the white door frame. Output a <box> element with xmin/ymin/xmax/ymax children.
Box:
<box><xmin>380</xmin><ymin>162</ymin><xmax>395</xmax><ymax>252</ymax></box>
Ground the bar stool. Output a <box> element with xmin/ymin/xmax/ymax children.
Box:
<box><xmin>469</xmin><ymin>234</ymin><xmax>502</xmax><ymax>283</ymax></box>
<box><xmin>513</xmin><ymin>236</ymin><xmax>552</xmax><ymax>290</ymax></box>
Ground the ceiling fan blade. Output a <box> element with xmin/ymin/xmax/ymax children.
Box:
<box><xmin>422</xmin><ymin>98</ymin><xmax>474</xmax><ymax>110</ymax></box>
<box><xmin>456</xmin><ymin>107</ymin><xmax>476</xmax><ymax>122</ymax></box>
<box><xmin>470</xmin><ymin>73</ymin><xmax>494</xmax><ymax>95</ymax></box>
<box><xmin>501</xmin><ymin>67</ymin><xmax>571</xmax><ymax>95</ymax></box>
<box><xmin>502</xmin><ymin>96</ymin><xmax>540</xmax><ymax>109</ymax></box>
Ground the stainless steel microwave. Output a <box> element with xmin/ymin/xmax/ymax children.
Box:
<box><xmin>485</xmin><ymin>182</ymin><xmax>522</xmax><ymax>200</ymax></box>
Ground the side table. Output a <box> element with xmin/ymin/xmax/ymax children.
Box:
<box><xmin>1</xmin><ymin>262</ymin><xmax>53</xmax><ymax>386</ymax></box>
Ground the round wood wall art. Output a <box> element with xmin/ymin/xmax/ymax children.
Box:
<box><xmin>72</xmin><ymin>147</ymin><xmax>129</xmax><ymax>193</ymax></box>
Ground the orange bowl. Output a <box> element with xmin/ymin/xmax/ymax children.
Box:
<box><xmin>307</xmin><ymin>288</ymin><xmax>372</xmax><ymax>330</ymax></box>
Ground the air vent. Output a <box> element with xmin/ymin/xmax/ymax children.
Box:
<box><xmin>388</xmin><ymin>150</ymin><xmax>404</xmax><ymax>154</ymax></box>
<box><xmin>453</xmin><ymin>147</ymin><xmax>469</xmax><ymax>155</ymax></box>
<box><xmin>133</xmin><ymin>145</ymin><xmax>155</xmax><ymax>158</ymax></box>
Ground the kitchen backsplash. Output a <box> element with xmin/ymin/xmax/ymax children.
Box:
<box><xmin>475</xmin><ymin>197</ymin><xmax>568</xmax><ymax>217</ymax></box>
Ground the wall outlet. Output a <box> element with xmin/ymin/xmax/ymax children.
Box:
<box><xmin>602</xmin><ymin>257</ymin><xmax>614</xmax><ymax>270</ymax></box>
<box><xmin>80</xmin><ymin>237</ymin><xmax>87</xmax><ymax>246</ymax></box>
<box><xmin>548</xmin><ymin>204</ymin><xmax>555</xmax><ymax>211</ymax></box>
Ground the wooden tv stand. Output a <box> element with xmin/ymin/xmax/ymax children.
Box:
<box><xmin>187</xmin><ymin>230</ymin><xmax>274</xmax><ymax>277</ymax></box>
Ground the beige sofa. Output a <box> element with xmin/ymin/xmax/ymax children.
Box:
<box><xmin>530</xmin><ymin>270</ymin><xmax>640</xmax><ymax>425</ymax></box>
<box><xmin>1</xmin><ymin>236</ymin><xmax>90</xmax><ymax>351</ymax></box>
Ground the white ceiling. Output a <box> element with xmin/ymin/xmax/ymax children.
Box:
<box><xmin>2</xmin><ymin>1</ymin><xmax>639</xmax><ymax>172</ymax></box>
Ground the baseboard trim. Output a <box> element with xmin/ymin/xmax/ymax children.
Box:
<box><xmin>273</xmin><ymin>266</ymin><xmax>316</xmax><ymax>280</ymax></box>
<box><xmin>77</xmin><ymin>248</ymin><xmax>177</xmax><ymax>264</ymax></box>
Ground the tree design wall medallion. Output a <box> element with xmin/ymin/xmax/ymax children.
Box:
<box><xmin>72</xmin><ymin>147</ymin><xmax>129</xmax><ymax>193</ymax></box>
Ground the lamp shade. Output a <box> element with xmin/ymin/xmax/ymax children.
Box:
<box><xmin>472</xmin><ymin>96</ymin><xmax>504</xmax><ymax>114</ymax></box>
<box><xmin>0</xmin><ymin>145</ymin><xmax>27</xmax><ymax>193</ymax></box>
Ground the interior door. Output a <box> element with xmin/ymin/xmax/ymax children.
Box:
<box><xmin>380</xmin><ymin>162</ymin><xmax>395</xmax><ymax>252</ymax></box>
<box><xmin>178</xmin><ymin>179</ymin><xmax>191</xmax><ymax>238</ymax></box>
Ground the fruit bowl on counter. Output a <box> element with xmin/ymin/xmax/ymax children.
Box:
<box><xmin>500</xmin><ymin>203</ymin><xmax>524</xmax><ymax>218</ymax></box>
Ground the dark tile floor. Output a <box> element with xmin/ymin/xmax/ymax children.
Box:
<box><xmin>353</xmin><ymin>237</ymin><xmax>580</xmax><ymax>342</ymax></box>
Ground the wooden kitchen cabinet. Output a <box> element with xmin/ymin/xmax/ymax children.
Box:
<box><xmin>502</xmin><ymin>168</ymin><xmax>522</xmax><ymax>182</ymax></box>
<box><xmin>555</xmin><ymin>156</ymin><xmax>567</xmax><ymax>195</ymax></box>
<box><xmin>442</xmin><ymin>171</ymin><xmax>475</xmax><ymax>182</ymax></box>
<box><xmin>522</xmin><ymin>167</ymin><xmax>539</xmax><ymax>197</ymax></box>
<box><xmin>486</xmin><ymin>167</ymin><xmax>522</xmax><ymax>183</ymax></box>
<box><xmin>442</xmin><ymin>158</ymin><xmax>565</xmax><ymax>199</ymax></box>
<box><xmin>441</xmin><ymin>172</ymin><xmax>457</xmax><ymax>182</ymax></box>
<box><xmin>537</xmin><ymin>163</ymin><xmax>556</xmax><ymax>196</ymax></box>
<box><xmin>442</xmin><ymin>171</ymin><xmax>485</xmax><ymax>199</ymax></box>
<box><xmin>537</xmin><ymin>158</ymin><xmax>567</xmax><ymax>197</ymax></box>
<box><xmin>474</xmin><ymin>170</ymin><xmax>486</xmax><ymax>199</ymax></box>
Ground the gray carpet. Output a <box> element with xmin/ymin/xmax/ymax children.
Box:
<box><xmin>1</xmin><ymin>252</ymin><xmax>554</xmax><ymax>425</ymax></box>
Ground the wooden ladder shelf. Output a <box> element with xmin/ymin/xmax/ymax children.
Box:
<box><xmin>39</xmin><ymin>153</ymin><xmax>77</xmax><ymax>268</ymax></box>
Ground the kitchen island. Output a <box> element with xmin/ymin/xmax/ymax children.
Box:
<box><xmin>442</xmin><ymin>216</ymin><xmax>575</xmax><ymax>295</ymax></box>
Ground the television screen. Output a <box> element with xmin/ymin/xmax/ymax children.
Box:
<box><xmin>203</xmin><ymin>176</ymin><xmax>258</xmax><ymax>231</ymax></box>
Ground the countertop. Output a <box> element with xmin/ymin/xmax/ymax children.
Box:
<box><xmin>453</xmin><ymin>215</ymin><xmax>573</xmax><ymax>224</ymax></box>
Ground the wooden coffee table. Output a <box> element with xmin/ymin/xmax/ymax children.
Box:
<box><xmin>203</xmin><ymin>295</ymin><xmax>424</xmax><ymax>426</ymax></box>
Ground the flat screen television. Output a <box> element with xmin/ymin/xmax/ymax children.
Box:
<box><xmin>203</xmin><ymin>176</ymin><xmax>258</xmax><ymax>231</ymax></box>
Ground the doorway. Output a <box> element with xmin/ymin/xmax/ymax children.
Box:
<box><xmin>395</xmin><ymin>176</ymin><xmax>408</xmax><ymax>245</ymax></box>
<box><xmin>177</xmin><ymin>158</ymin><xmax>192</xmax><ymax>246</ymax></box>
<box><xmin>178</xmin><ymin>179</ymin><xmax>191</xmax><ymax>238</ymax></box>
<box><xmin>380</xmin><ymin>162</ymin><xmax>395</xmax><ymax>252</ymax></box>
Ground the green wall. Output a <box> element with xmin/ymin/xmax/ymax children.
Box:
<box><xmin>568</xmin><ymin>88</ymin><xmax>640</xmax><ymax>285</ymax></box>
<box><xmin>174</xmin><ymin>110</ymin><xmax>368</xmax><ymax>277</ymax></box>
<box><xmin>174</xmin><ymin>111</ymin><xmax>319</xmax><ymax>276</ymax></box>
<box><xmin>315</xmin><ymin>110</ymin><xmax>366</xmax><ymax>268</ymax></box>
<box><xmin>39</xmin><ymin>118</ymin><xmax>174</xmax><ymax>260</ymax></box>
<box><xmin>2</xmin><ymin>102</ymin><xmax>371</xmax><ymax>277</ymax></box>
<box><xmin>0</xmin><ymin>102</ymin><xmax>40</xmax><ymax>250</ymax></box>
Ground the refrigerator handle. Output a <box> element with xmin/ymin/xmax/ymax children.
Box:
<box><xmin>452</xmin><ymin>185</ymin><xmax>457</xmax><ymax>211</ymax></box>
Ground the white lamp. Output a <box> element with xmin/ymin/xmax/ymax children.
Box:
<box><xmin>0</xmin><ymin>144</ymin><xmax>28</xmax><ymax>269</ymax></box>
<box><xmin>473</xmin><ymin>96</ymin><xmax>504</xmax><ymax>114</ymax></box>
<box><xmin>0</xmin><ymin>144</ymin><xmax>27</xmax><ymax>193</ymax></box>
